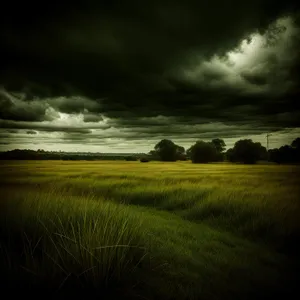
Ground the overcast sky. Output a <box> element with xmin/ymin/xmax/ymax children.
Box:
<box><xmin>1</xmin><ymin>1</ymin><xmax>299</xmax><ymax>153</ymax></box>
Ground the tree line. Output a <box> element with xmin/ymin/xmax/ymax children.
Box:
<box><xmin>0</xmin><ymin>137</ymin><xmax>299</xmax><ymax>164</ymax></box>
<box><xmin>0</xmin><ymin>149</ymin><xmax>129</xmax><ymax>161</ymax></box>
<box><xmin>145</xmin><ymin>137</ymin><xmax>300</xmax><ymax>164</ymax></box>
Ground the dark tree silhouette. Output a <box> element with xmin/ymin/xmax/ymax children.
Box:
<box><xmin>226</xmin><ymin>148</ymin><xmax>236</xmax><ymax>162</ymax></box>
<box><xmin>188</xmin><ymin>140</ymin><xmax>217</xmax><ymax>163</ymax></box>
<box><xmin>268</xmin><ymin>137</ymin><xmax>300</xmax><ymax>164</ymax></box>
<box><xmin>154</xmin><ymin>139</ymin><xmax>185</xmax><ymax>161</ymax></box>
<box><xmin>210</xmin><ymin>138</ymin><xmax>226</xmax><ymax>161</ymax></box>
<box><xmin>291</xmin><ymin>137</ymin><xmax>300</xmax><ymax>149</ymax></box>
<box><xmin>175</xmin><ymin>145</ymin><xmax>186</xmax><ymax>160</ymax></box>
<box><xmin>3</xmin><ymin>136</ymin><xmax>300</xmax><ymax>165</ymax></box>
<box><xmin>230</xmin><ymin>139</ymin><xmax>266</xmax><ymax>164</ymax></box>
<box><xmin>148</xmin><ymin>150</ymin><xmax>160</xmax><ymax>160</ymax></box>
<box><xmin>211</xmin><ymin>138</ymin><xmax>226</xmax><ymax>153</ymax></box>
<box><xmin>291</xmin><ymin>137</ymin><xmax>300</xmax><ymax>163</ymax></box>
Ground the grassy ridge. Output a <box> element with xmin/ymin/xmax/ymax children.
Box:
<box><xmin>0</xmin><ymin>161</ymin><xmax>299</xmax><ymax>299</ymax></box>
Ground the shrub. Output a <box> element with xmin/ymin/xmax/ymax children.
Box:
<box><xmin>140</xmin><ymin>157</ymin><xmax>150</xmax><ymax>162</ymax></box>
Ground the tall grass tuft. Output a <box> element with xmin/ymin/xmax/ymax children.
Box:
<box><xmin>0</xmin><ymin>189</ymin><xmax>148</xmax><ymax>298</ymax></box>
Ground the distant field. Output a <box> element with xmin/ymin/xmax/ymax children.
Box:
<box><xmin>1</xmin><ymin>161</ymin><xmax>299</xmax><ymax>299</ymax></box>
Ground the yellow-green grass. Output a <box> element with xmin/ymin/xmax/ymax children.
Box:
<box><xmin>0</xmin><ymin>160</ymin><xmax>299</xmax><ymax>299</ymax></box>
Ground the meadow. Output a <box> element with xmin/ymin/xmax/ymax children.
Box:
<box><xmin>0</xmin><ymin>160</ymin><xmax>299</xmax><ymax>299</ymax></box>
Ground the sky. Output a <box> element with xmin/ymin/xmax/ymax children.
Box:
<box><xmin>0</xmin><ymin>1</ymin><xmax>299</xmax><ymax>153</ymax></box>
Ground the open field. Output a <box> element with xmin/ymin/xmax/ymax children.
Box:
<box><xmin>0</xmin><ymin>160</ymin><xmax>300</xmax><ymax>299</ymax></box>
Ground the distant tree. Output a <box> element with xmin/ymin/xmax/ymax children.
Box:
<box><xmin>268</xmin><ymin>148</ymin><xmax>280</xmax><ymax>163</ymax></box>
<box><xmin>210</xmin><ymin>138</ymin><xmax>226</xmax><ymax>161</ymax></box>
<box><xmin>230</xmin><ymin>139</ymin><xmax>266</xmax><ymax>164</ymax></box>
<box><xmin>148</xmin><ymin>150</ymin><xmax>157</xmax><ymax>156</ymax></box>
<box><xmin>291</xmin><ymin>137</ymin><xmax>300</xmax><ymax>163</ymax></box>
<box><xmin>278</xmin><ymin>145</ymin><xmax>295</xmax><ymax>164</ymax></box>
<box><xmin>291</xmin><ymin>137</ymin><xmax>300</xmax><ymax>149</ymax></box>
<box><xmin>267</xmin><ymin>137</ymin><xmax>300</xmax><ymax>164</ymax></box>
<box><xmin>188</xmin><ymin>140</ymin><xmax>218</xmax><ymax>163</ymax></box>
<box><xmin>148</xmin><ymin>150</ymin><xmax>160</xmax><ymax>160</ymax></box>
<box><xmin>226</xmin><ymin>148</ymin><xmax>236</xmax><ymax>162</ymax></box>
<box><xmin>154</xmin><ymin>139</ymin><xmax>185</xmax><ymax>162</ymax></box>
<box><xmin>177</xmin><ymin>153</ymin><xmax>187</xmax><ymax>161</ymax></box>
<box><xmin>154</xmin><ymin>139</ymin><xmax>175</xmax><ymax>161</ymax></box>
<box><xmin>186</xmin><ymin>147</ymin><xmax>192</xmax><ymax>160</ymax></box>
<box><xmin>256</xmin><ymin>142</ymin><xmax>268</xmax><ymax>161</ymax></box>
<box><xmin>211</xmin><ymin>138</ymin><xmax>226</xmax><ymax>153</ymax></box>
<box><xmin>176</xmin><ymin>145</ymin><xmax>185</xmax><ymax>155</ymax></box>
<box><xmin>175</xmin><ymin>145</ymin><xmax>186</xmax><ymax>160</ymax></box>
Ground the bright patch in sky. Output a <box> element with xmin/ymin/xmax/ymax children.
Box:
<box><xmin>227</xmin><ymin>34</ymin><xmax>264</xmax><ymax>68</ymax></box>
<box><xmin>184</xmin><ymin>16</ymin><xmax>298</xmax><ymax>95</ymax></box>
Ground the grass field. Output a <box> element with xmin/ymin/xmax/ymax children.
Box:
<box><xmin>0</xmin><ymin>160</ymin><xmax>299</xmax><ymax>299</ymax></box>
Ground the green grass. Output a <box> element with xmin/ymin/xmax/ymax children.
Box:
<box><xmin>0</xmin><ymin>160</ymin><xmax>299</xmax><ymax>299</ymax></box>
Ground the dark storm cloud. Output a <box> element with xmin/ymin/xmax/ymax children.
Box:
<box><xmin>0</xmin><ymin>0</ymin><xmax>299</xmax><ymax>140</ymax></box>
<box><xmin>0</xmin><ymin>88</ymin><xmax>52</xmax><ymax>122</ymax></box>
<box><xmin>83</xmin><ymin>113</ymin><xmax>104</xmax><ymax>123</ymax></box>
<box><xmin>26</xmin><ymin>130</ymin><xmax>37</xmax><ymax>134</ymax></box>
<box><xmin>62</xmin><ymin>132</ymin><xmax>95</xmax><ymax>142</ymax></box>
<box><xmin>118</xmin><ymin>124</ymin><xmax>279</xmax><ymax>138</ymax></box>
<box><xmin>6</xmin><ymin>129</ymin><xmax>18</xmax><ymax>133</ymax></box>
<box><xmin>47</xmin><ymin>96</ymin><xmax>102</xmax><ymax>114</ymax></box>
<box><xmin>0</xmin><ymin>120</ymin><xmax>94</xmax><ymax>134</ymax></box>
<box><xmin>240</xmin><ymin>72</ymin><xmax>268</xmax><ymax>86</ymax></box>
<box><xmin>54</xmin><ymin>121</ymin><xmax>279</xmax><ymax>142</ymax></box>
<box><xmin>109</xmin><ymin>116</ymin><xmax>176</xmax><ymax>127</ymax></box>
<box><xmin>1</xmin><ymin>1</ymin><xmax>298</xmax><ymax>94</ymax></box>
